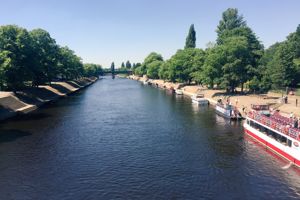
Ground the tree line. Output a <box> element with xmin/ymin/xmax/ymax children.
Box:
<box><xmin>0</xmin><ymin>25</ymin><xmax>103</xmax><ymax>91</ymax></box>
<box><xmin>132</xmin><ymin>8</ymin><xmax>300</xmax><ymax>93</ymax></box>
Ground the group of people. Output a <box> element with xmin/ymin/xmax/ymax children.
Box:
<box><xmin>289</xmin><ymin>112</ymin><xmax>300</xmax><ymax>129</ymax></box>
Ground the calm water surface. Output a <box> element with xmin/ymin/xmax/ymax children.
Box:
<box><xmin>0</xmin><ymin>77</ymin><xmax>300</xmax><ymax>200</ymax></box>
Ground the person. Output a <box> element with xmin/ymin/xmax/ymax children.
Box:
<box><xmin>286</xmin><ymin>96</ymin><xmax>288</xmax><ymax>104</ymax></box>
<box><xmin>296</xmin><ymin>99</ymin><xmax>298</xmax><ymax>107</ymax></box>
<box><xmin>294</xmin><ymin>117</ymin><xmax>298</xmax><ymax>128</ymax></box>
<box><xmin>242</xmin><ymin>105</ymin><xmax>246</xmax><ymax>113</ymax></box>
<box><xmin>235</xmin><ymin>98</ymin><xmax>239</xmax><ymax>106</ymax></box>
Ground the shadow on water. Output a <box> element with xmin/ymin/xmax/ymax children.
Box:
<box><xmin>0</xmin><ymin>129</ymin><xmax>31</xmax><ymax>143</ymax></box>
<box><xmin>12</xmin><ymin>112</ymin><xmax>52</xmax><ymax>122</ymax></box>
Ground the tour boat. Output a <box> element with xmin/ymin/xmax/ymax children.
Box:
<box><xmin>175</xmin><ymin>89</ymin><xmax>183</xmax><ymax>95</ymax></box>
<box><xmin>215</xmin><ymin>99</ymin><xmax>242</xmax><ymax>120</ymax></box>
<box><xmin>191</xmin><ymin>94</ymin><xmax>209</xmax><ymax>105</ymax></box>
<box><xmin>244</xmin><ymin>108</ymin><xmax>300</xmax><ymax>167</ymax></box>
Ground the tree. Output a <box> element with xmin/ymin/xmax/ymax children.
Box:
<box><xmin>146</xmin><ymin>60</ymin><xmax>164</xmax><ymax>79</ymax></box>
<box><xmin>125</xmin><ymin>60</ymin><xmax>131</xmax><ymax>69</ymax></box>
<box><xmin>111</xmin><ymin>62</ymin><xmax>115</xmax><ymax>75</ymax></box>
<box><xmin>30</xmin><ymin>29</ymin><xmax>59</xmax><ymax>85</ymax></box>
<box><xmin>121</xmin><ymin>62</ymin><xmax>125</xmax><ymax>68</ymax></box>
<box><xmin>216</xmin><ymin>8</ymin><xmax>246</xmax><ymax>43</ymax></box>
<box><xmin>83</xmin><ymin>63</ymin><xmax>103</xmax><ymax>77</ymax></box>
<box><xmin>143</xmin><ymin>52</ymin><xmax>163</xmax><ymax>65</ymax></box>
<box><xmin>260</xmin><ymin>24</ymin><xmax>300</xmax><ymax>90</ymax></box>
<box><xmin>220</xmin><ymin>36</ymin><xmax>249</xmax><ymax>92</ymax></box>
<box><xmin>0</xmin><ymin>51</ymin><xmax>11</xmax><ymax>90</ymax></box>
<box><xmin>57</xmin><ymin>46</ymin><xmax>83</xmax><ymax>80</ymax></box>
<box><xmin>0</xmin><ymin>25</ymin><xmax>32</xmax><ymax>90</ymax></box>
<box><xmin>168</xmin><ymin>48</ymin><xmax>205</xmax><ymax>83</ymax></box>
<box><xmin>138</xmin><ymin>52</ymin><xmax>164</xmax><ymax>77</ymax></box>
<box><xmin>185</xmin><ymin>24</ymin><xmax>196</xmax><ymax>49</ymax></box>
<box><xmin>201</xmin><ymin>46</ymin><xmax>224</xmax><ymax>88</ymax></box>
<box><xmin>158</xmin><ymin>61</ymin><xmax>171</xmax><ymax>80</ymax></box>
<box><xmin>215</xmin><ymin>8</ymin><xmax>263</xmax><ymax>92</ymax></box>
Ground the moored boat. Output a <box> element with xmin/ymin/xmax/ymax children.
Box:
<box><xmin>175</xmin><ymin>89</ymin><xmax>183</xmax><ymax>95</ymax></box>
<box><xmin>244</xmin><ymin>109</ymin><xmax>300</xmax><ymax>167</ymax></box>
<box><xmin>215</xmin><ymin>99</ymin><xmax>242</xmax><ymax>120</ymax></box>
<box><xmin>250</xmin><ymin>104</ymin><xmax>270</xmax><ymax>116</ymax></box>
<box><xmin>143</xmin><ymin>80</ymin><xmax>149</xmax><ymax>85</ymax></box>
<box><xmin>191</xmin><ymin>94</ymin><xmax>209</xmax><ymax>105</ymax></box>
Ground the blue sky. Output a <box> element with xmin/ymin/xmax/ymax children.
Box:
<box><xmin>0</xmin><ymin>0</ymin><xmax>299</xmax><ymax>67</ymax></box>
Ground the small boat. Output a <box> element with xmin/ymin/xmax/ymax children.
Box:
<box><xmin>250</xmin><ymin>104</ymin><xmax>270</xmax><ymax>116</ymax></box>
<box><xmin>215</xmin><ymin>99</ymin><xmax>242</xmax><ymax>120</ymax></box>
<box><xmin>143</xmin><ymin>80</ymin><xmax>149</xmax><ymax>85</ymax></box>
<box><xmin>175</xmin><ymin>89</ymin><xmax>183</xmax><ymax>95</ymax></box>
<box><xmin>191</xmin><ymin>94</ymin><xmax>209</xmax><ymax>105</ymax></box>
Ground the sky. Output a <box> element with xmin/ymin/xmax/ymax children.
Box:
<box><xmin>0</xmin><ymin>0</ymin><xmax>299</xmax><ymax>68</ymax></box>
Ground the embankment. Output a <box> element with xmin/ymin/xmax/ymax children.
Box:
<box><xmin>0</xmin><ymin>77</ymin><xmax>98</xmax><ymax>121</ymax></box>
<box><xmin>128</xmin><ymin>75</ymin><xmax>300</xmax><ymax>118</ymax></box>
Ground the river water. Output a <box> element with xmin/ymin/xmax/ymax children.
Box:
<box><xmin>0</xmin><ymin>77</ymin><xmax>300</xmax><ymax>199</ymax></box>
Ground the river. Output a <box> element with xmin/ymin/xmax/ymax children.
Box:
<box><xmin>0</xmin><ymin>77</ymin><xmax>299</xmax><ymax>199</ymax></box>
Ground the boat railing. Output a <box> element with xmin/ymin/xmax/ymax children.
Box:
<box><xmin>248</xmin><ymin>111</ymin><xmax>300</xmax><ymax>141</ymax></box>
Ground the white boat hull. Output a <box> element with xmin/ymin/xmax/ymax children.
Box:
<box><xmin>192</xmin><ymin>98</ymin><xmax>209</xmax><ymax>105</ymax></box>
<box><xmin>244</xmin><ymin>121</ymin><xmax>300</xmax><ymax>167</ymax></box>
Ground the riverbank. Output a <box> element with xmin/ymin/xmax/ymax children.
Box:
<box><xmin>0</xmin><ymin>77</ymin><xmax>98</xmax><ymax>121</ymax></box>
<box><xmin>128</xmin><ymin>75</ymin><xmax>300</xmax><ymax>118</ymax></box>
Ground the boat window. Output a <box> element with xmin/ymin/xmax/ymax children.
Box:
<box><xmin>288</xmin><ymin>139</ymin><xmax>292</xmax><ymax>147</ymax></box>
<box><xmin>279</xmin><ymin>135</ymin><xmax>287</xmax><ymax>145</ymax></box>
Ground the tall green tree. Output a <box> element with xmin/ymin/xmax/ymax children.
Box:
<box><xmin>121</xmin><ymin>62</ymin><xmax>125</xmax><ymax>68</ymax></box>
<box><xmin>125</xmin><ymin>60</ymin><xmax>131</xmax><ymax>69</ymax></box>
<box><xmin>216</xmin><ymin>8</ymin><xmax>246</xmax><ymax>44</ymax></box>
<box><xmin>111</xmin><ymin>62</ymin><xmax>115</xmax><ymax>75</ymax></box>
<box><xmin>216</xmin><ymin>8</ymin><xmax>263</xmax><ymax>92</ymax></box>
<box><xmin>185</xmin><ymin>24</ymin><xmax>196</xmax><ymax>49</ymax></box>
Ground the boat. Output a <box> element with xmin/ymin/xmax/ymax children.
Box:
<box><xmin>175</xmin><ymin>89</ymin><xmax>183</xmax><ymax>95</ymax></box>
<box><xmin>215</xmin><ymin>99</ymin><xmax>242</xmax><ymax>120</ymax></box>
<box><xmin>191</xmin><ymin>94</ymin><xmax>209</xmax><ymax>105</ymax></box>
<box><xmin>143</xmin><ymin>80</ymin><xmax>149</xmax><ymax>85</ymax></box>
<box><xmin>244</xmin><ymin>108</ymin><xmax>300</xmax><ymax>167</ymax></box>
<box><xmin>250</xmin><ymin>104</ymin><xmax>270</xmax><ymax>116</ymax></box>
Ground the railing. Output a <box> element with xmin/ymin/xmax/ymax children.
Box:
<box><xmin>248</xmin><ymin>111</ymin><xmax>300</xmax><ymax>141</ymax></box>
